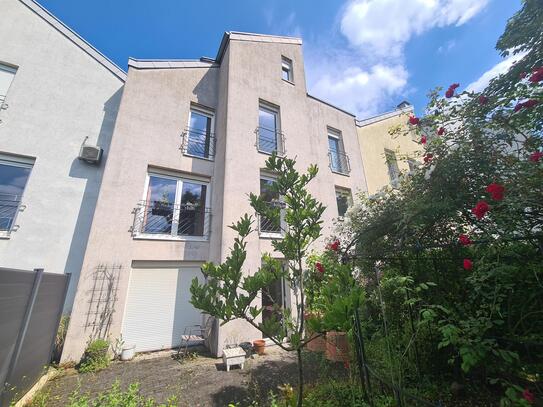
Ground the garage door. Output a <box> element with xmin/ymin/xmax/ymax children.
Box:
<box><xmin>122</xmin><ymin>267</ymin><xmax>204</xmax><ymax>352</ymax></box>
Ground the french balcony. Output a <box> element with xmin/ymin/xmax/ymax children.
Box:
<box><xmin>258</xmin><ymin>200</ymin><xmax>285</xmax><ymax>236</ymax></box>
<box><xmin>181</xmin><ymin>127</ymin><xmax>216</xmax><ymax>161</ymax></box>
<box><xmin>328</xmin><ymin>150</ymin><xmax>351</xmax><ymax>175</ymax></box>
<box><xmin>255</xmin><ymin>127</ymin><xmax>286</xmax><ymax>156</ymax></box>
<box><xmin>133</xmin><ymin>201</ymin><xmax>211</xmax><ymax>240</ymax></box>
<box><xmin>0</xmin><ymin>193</ymin><xmax>22</xmax><ymax>236</ymax></box>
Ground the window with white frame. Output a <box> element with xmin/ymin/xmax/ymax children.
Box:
<box><xmin>259</xmin><ymin>175</ymin><xmax>283</xmax><ymax>235</ymax></box>
<box><xmin>0</xmin><ymin>63</ymin><xmax>17</xmax><ymax>107</ymax></box>
<box><xmin>328</xmin><ymin>129</ymin><xmax>350</xmax><ymax>174</ymax></box>
<box><xmin>385</xmin><ymin>149</ymin><xmax>401</xmax><ymax>187</ymax></box>
<box><xmin>0</xmin><ymin>158</ymin><xmax>32</xmax><ymax>234</ymax></box>
<box><xmin>184</xmin><ymin>106</ymin><xmax>215</xmax><ymax>160</ymax></box>
<box><xmin>135</xmin><ymin>173</ymin><xmax>210</xmax><ymax>239</ymax></box>
<box><xmin>257</xmin><ymin>103</ymin><xmax>284</xmax><ymax>155</ymax></box>
<box><xmin>335</xmin><ymin>187</ymin><xmax>352</xmax><ymax>218</ymax></box>
<box><xmin>281</xmin><ymin>56</ymin><xmax>293</xmax><ymax>83</ymax></box>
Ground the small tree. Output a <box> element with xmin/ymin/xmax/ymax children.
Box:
<box><xmin>190</xmin><ymin>153</ymin><xmax>326</xmax><ymax>407</ymax></box>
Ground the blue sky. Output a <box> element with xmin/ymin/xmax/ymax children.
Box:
<box><xmin>40</xmin><ymin>0</ymin><xmax>521</xmax><ymax>118</ymax></box>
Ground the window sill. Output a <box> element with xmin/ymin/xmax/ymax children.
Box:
<box><xmin>257</xmin><ymin>149</ymin><xmax>286</xmax><ymax>157</ymax></box>
<box><xmin>133</xmin><ymin>234</ymin><xmax>209</xmax><ymax>242</ymax></box>
<box><xmin>182</xmin><ymin>152</ymin><xmax>215</xmax><ymax>162</ymax></box>
<box><xmin>330</xmin><ymin>169</ymin><xmax>350</xmax><ymax>177</ymax></box>
<box><xmin>259</xmin><ymin>232</ymin><xmax>283</xmax><ymax>239</ymax></box>
<box><xmin>282</xmin><ymin>78</ymin><xmax>295</xmax><ymax>86</ymax></box>
<box><xmin>0</xmin><ymin>232</ymin><xmax>11</xmax><ymax>239</ymax></box>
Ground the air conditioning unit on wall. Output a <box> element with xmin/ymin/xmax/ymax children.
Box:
<box><xmin>78</xmin><ymin>143</ymin><xmax>103</xmax><ymax>164</ymax></box>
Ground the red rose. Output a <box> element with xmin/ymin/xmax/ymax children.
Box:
<box><xmin>458</xmin><ymin>234</ymin><xmax>472</xmax><ymax>246</ymax></box>
<box><xmin>522</xmin><ymin>388</ymin><xmax>535</xmax><ymax>403</ymax></box>
<box><xmin>463</xmin><ymin>259</ymin><xmax>473</xmax><ymax>270</ymax></box>
<box><xmin>423</xmin><ymin>153</ymin><xmax>433</xmax><ymax>163</ymax></box>
<box><xmin>421</xmin><ymin>136</ymin><xmax>427</xmax><ymax>144</ymax></box>
<box><xmin>514</xmin><ymin>103</ymin><xmax>523</xmax><ymax>112</ymax></box>
<box><xmin>315</xmin><ymin>262</ymin><xmax>325</xmax><ymax>274</ymax></box>
<box><xmin>529</xmin><ymin>151</ymin><xmax>543</xmax><ymax>162</ymax></box>
<box><xmin>529</xmin><ymin>67</ymin><xmax>543</xmax><ymax>83</ymax></box>
<box><xmin>437</xmin><ymin>127</ymin><xmax>445</xmax><ymax>135</ymax></box>
<box><xmin>471</xmin><ymin>200</ymin><xmax>490</xmax><ymax>220</ymax></box>
<box><xmin>478</xmin><ymin>95</ymin><xmax>488</xmax><ymax>105</ymax></box>
<box><xmin>409</xmin><ymin>115</ymin><xmax>420</xmax><ymax>125</ymax></box>
<box><xmin>445</xmin><ymin>88</ymin><xmax>454</xmax><ymax>98</ymax></box>
<box><xmin>485</xmin><ymin>183</ymin><xmax>505</xmax><ymax>201</ymax></box>
<box><xmin>523</xmin><ymin>99</ymin><xmax>539</xmax><ymax>108</ymax></box>
<box><xmin>449</xmin><ymin>83</ymin><xmax>460</xmax><ymax>90</ymax></box>
<box><xmin>327</xmin><ymin>240</ymin><xmax>340</xmax><ymax>252</ymax></box>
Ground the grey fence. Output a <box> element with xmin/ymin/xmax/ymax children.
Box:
<box><xmin>0</xmin><ymin>268</ymin><xmax>70</xmax><ymax>407</ymax></box>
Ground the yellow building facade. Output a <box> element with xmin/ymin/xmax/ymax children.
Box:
<box><xmin>356</xmin><ymin>102</ymin><xmax>422</xmax><ymax>195</ymax></box>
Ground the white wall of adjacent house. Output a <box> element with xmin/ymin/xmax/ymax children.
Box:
<box><xmin>0</xmin><ymin>0</ymin><xmax>124</xmax><ymax>311</ymax></box>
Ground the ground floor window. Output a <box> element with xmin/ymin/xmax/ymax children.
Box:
<box><xmin>262</xmin><ymin>273</ymin><xmax>289</xmax><ymax>338</ymax></box>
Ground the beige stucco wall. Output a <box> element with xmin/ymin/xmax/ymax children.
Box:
<box><xmin>0</xmin><ymin>0</ymin><xmax>124</xmax><ymax>310</ymax></box>
<box><xmin>357</xmin><ymin>108</ymin><xmax>421</xmax><ymax>195</ymax></box>
<box><xmin>62</xmin><ymin>34</ymin><xmax>367</xmax><ymax>362</ymax></box>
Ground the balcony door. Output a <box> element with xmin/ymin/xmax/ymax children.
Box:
<box><xmin>186</xmin><ymin>108</ymin><xmax>214</xmax><ymax>159</ymax></box>
<box><xmin>258</xmin><ymin>105</ymin><xmax>280</xmax><ymax>154</ymax></box>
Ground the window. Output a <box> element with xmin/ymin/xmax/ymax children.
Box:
<box><xmin>262</xmin><ymin>270</ymin><xmax>289</xmax><ymax>338</ymax></box>
<box><xmin>0</xmin><ymin>63</ymin><xmax>17</xmax><ymax>106</ymax></box>
<box><xmin>0</xmin><ymin>159</ymin><xmax>32</xmax><ymax>234</ymax></box>
<box><xmin>184</xmin><ymin>106</ymin><xmax>215</xmax><ymax>160</ymax></box>
<box><xmin>385</xmin><ymin>149</ymin><xmax>400</xmax><ymax>187</ymax></box>
<box><xmin>281</xmin><ymin>56</ymin><xmax>293</xmax><ymax>83</ymax></box>
<box><xmin>257</xmin><ymin>104</ymin><xmax>284</xmax><ymax>155</ymax></box>
<box><xmin>328</xmin><ymin>129</ymin><xmax>350</xmax><ymax>175</ymax></box>
<box><xmin>335</xmin><ymin>187</ymin><xmax>352</xmax><ymax>218</ymax></box>
<box><xmin>408</xmin><ymin>158</ymin><xmax>418</xmax><ymax>173</ymax></box>
<box><xmin>259</xmin><ymin>176</ymin><xmax>282</xmax><ymax>235</ymax></box>
<box><xmin>136</xmin><ymin>173</ymin><xmax>210</xmax><ymax>239</ymax></box>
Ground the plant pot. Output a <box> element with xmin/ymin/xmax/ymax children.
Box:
<box><xmin>120</xmin><ymin>345</ymin><xmax>136</xmax><ymax>361</ymax></box>
<box><xmin>306</xmin><ymin>332</ymin><xmax>326</xmax><ymax>353</ymax></box>
<box><xmin>253</xmin><ymin>339</ymin><xmax>266</xmax><ymax>356</ymax></box>
<box><xmin>325</xmin><ymin>331</ymin><xmax>349</xmax><ymax>362</ymax></box>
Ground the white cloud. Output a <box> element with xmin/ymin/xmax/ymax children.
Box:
<box><xmin>437</xmin><ymin>40</ymin><xmax>456</xmax><ymax>54</ymax></box>
<box><xmin>466</xmin><ymin>51</ymin><xmax>527</xmax><ymax>92</ymax></box>
<box><xmin>305</xmin><ymin>0</ymin><xmax>489</xmax><ymax>118</ymax></box>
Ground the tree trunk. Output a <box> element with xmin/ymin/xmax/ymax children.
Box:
<box><xmin>296</xmin><ymin>347</ymin><xmax>304</xmax><ymax>407</ymax></box>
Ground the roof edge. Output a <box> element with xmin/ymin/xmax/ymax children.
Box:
<box><xmin>128</xmin><ymin>58</ymin><xmax>219</xmax><ymax>69</ymax></box>
<box><xmin>356</xmin><ymin>105</ymin><xmax>414</xmax><ymax>127</ymax></box>
<box><xmin>18</xmin><ymin>0</ymin><xmax>126</xmax><ymax>81</ymax></box>
<box><xmin>306</xmin><ymin>94</ymin><xmax>356</xmax><ymax>118</ymax></box>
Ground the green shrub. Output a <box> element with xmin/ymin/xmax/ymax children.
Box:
<box><xmin>78</xmin><ymin>339</ymin><xmax>110</xmax><ymax>373</ymax></box>
<box><xmin>303</xmin><ymin>381</ymin><xmax>394</xmax><ymax>407</ymax></box>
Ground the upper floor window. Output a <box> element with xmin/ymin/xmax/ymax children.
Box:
<box><xmin>259</xmin><ymin>176</ymin><xmax>283</xmax><ymax>236</ymax></box>
<box><xmin>335</xmin><ymin>187</ymin><xmax>352</xmax><ymax>218</ymax></box>
<box><xmin>134</xmin><ymin>173</ymin><xmax>210</xmax><ymax>240</ymax></box>
<box><xmin>257</xmin><ymin>103</ymin><xmax>285</xmax><ymax>156</ymax></box>
<box><xmin>0</xmin><ymin>63</ymin><xmax>17</xmax><ymax>107</ymax></box>
<box><xmin>182</xmin><ymin>106</ymin><xmax>215</xmax><ymax>160</ymax></box>
<box><xmin>281</xmin><ymin>56</ymin><xmax>293</xmax><ymax>83</ymax></box>
<box><xmin>0</xmin><ymin>158</ymin><xmax>32</xmax><ymax>235</ymax></box>
<box><xmin>385</xmin><ymin>149</ymin><xmax>400</xmax><ymax>187</ymax></box>
<box><xmin>328</xmin><ymin>129</ymin><xmax>350</xmax><ymax>175</ymax></box>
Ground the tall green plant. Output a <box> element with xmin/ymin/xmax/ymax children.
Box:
<box><xmin>190</xmin><ymin>153</ymin><xmax>325</xmax><ymax>407</ymax></box>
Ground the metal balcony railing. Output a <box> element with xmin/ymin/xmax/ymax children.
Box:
<box><xmin>258</xmin><ymin>200</ymin><xmax>284</xmax><ymax>235</ymax></box>
<box><xmin>328</xmin><ymin>149</ymin><xmax>351</xmax><ymax>175</ymax></box>
<box><xmin>181</xmin><ymin>127</ymin><xmax>216</xmax><ymax>160</ymax></box>
<box><xmin>255</xmin><ymin>127</ymin><xmax>286</xmax><ymax>156</ymax></box>
<box><xmin>0</xmin><ymin>193</ymin><xmax>22</xmax><ymax>233</ymax></box>
<box><xmin>133</xmin><ymin>201</ymin><xmax>211</xmax><ymax>239</ymax></box>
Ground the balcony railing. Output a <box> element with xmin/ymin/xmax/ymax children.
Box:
<box><xmin>0</xmin><ymin>193</ymin><xmax>22</xmax><ymax>234</ymax></box>
<box><xmin>181</xmin><ymin>127</ymin><xmax>216</xmax><ymax>160</ymax></box>
<box><xmin>255</xmin><ymin>127</ymin><xmax>286</xmax><ymax>156</ymax></box>
<box><xmin>328</xmin><ymin>150</ymin><xmax>351</xmax><ymax>175</ymax></box>
<box><xmin>133</xmin><ymin>201</ymin><xmax>211</xmax><ymax>239</ymax></box>
<box><xmin>258</xmin><ymin>200</ymin><xmax>284</xmax><ymax>235</ymax></box>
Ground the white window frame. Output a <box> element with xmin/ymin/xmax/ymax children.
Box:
<box><xmin>259</xmin><ymin>174</ymin><xmax>285</xmax><ymax>239</ymax></box>
<box><xmin>281</xmin><ymin>56</ymin><xmax>293</xmax><ymax>83</ymax></box>
<box><xmin>184</xmin><ymin>105</ymin><xmax>215</xmax><ymax>161</ymax></box>
<box><xmin>0</xmin><ymin>157</ymin><xmax>33</xmax><ymax>238</ymax></box>
<box><xmin>257</xmin><ymin>102</ymin><xmax>284</xmax><ymax>156</ymax></box>
<box><xmin>134</xmin><ymin>172</ymin><xmax>211</xmax><ymax>242</ymax></box>
<box><xmin>328</xmin><ymin>128</ymin><xmax>349</xmax><ymax>175</ymax></box>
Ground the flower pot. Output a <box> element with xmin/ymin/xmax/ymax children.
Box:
<box><xmin>120</xmin><ymin>345</ymin><xmax>136</xmax><ymax>361</ymax></box>
<box><xmin>325</xmin><ymin>331</ymin><xmax>349</xmax><ymax>362</ymax></box>
<box><xmin>306</xmin><ymin>332</ymin><xmax>326</xmax><ymax>353</ymax></box>
<box><xmin>253</xmin><ymin>339</ymin><xmax>266</xmax><ymax>356</ymax></box>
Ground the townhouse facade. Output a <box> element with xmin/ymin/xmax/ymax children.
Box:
<box><xmin>356</xmin><ymin>102</ymin><xmax>421</xmax><ymax>194</ymax></box>
<box><xmin>0</xmin><ymin>0</ymin><xmax>125</xmax><ymax>310</ymax></box>
<box><xmin>61</xmin><ymin>32</ymin><xmax>368</xmax><ymax>361</ymax></box>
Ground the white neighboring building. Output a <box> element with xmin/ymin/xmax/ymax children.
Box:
<box><xmin>0</xmin><ymin>0</ymin><xmax>125</xmax><ymax>310</ymax></box>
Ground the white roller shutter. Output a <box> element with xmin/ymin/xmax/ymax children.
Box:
<box><xmin>122</xmin><ymin>267</ymin><xmax>203</xmax><ymax>352</ymax></box>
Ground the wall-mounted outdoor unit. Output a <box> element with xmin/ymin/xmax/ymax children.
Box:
<box><xmin>78</xmin><ymin>144</ymin><xmax>102</xmax><ymax>164</ymax></box>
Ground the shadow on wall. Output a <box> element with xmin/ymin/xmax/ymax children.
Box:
<box><xmin>62</xmin><ymin>87</ymin><xmax>124</xmax><ymax>312</ymax></box>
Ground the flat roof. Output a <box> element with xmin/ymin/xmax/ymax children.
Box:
<box><xmin>356</xmin><ymin>105</ymin><xmax>414</xmax><ymax>127</ymax></box>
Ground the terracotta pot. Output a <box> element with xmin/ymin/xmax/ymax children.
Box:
<box><xmin>325</xmin><ymin>331</ymin><xmax>349</xmax><ymax>362</ymax></box>
<box><xmin>306</xmin><ymin>332</ymin><xmax>326</xmax><ymax>353</ymax></box>
<box><xmin>253</xmin><ymin>339</ymin><xmax>266</xmax><ymax>355</ymax></box>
